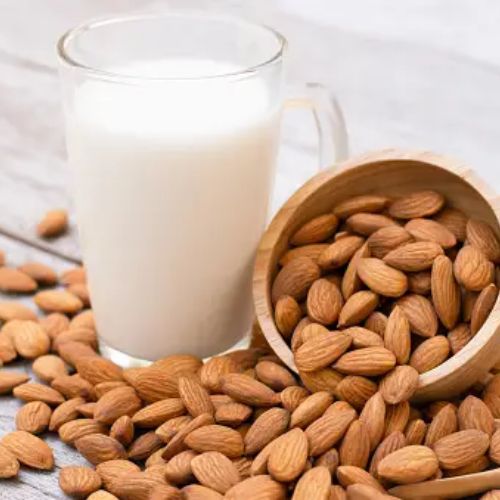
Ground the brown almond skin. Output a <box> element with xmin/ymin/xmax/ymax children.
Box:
<box><xmin>360</xmin><ymin>392</ymin><xmax>386</xmax><ymax>452</ymax></box>
<box><xmin>357</xmin><ymin>258</ymin><xmax>408</xmax><ymax>298</ymax></box>
<box><xmin>267</xmin><ymin>428</ymin><xmax>309</xmax><ymax>482</ymax></box>
<box><xmin>0</xmin><ymin>444</ymin><xmax>20</xmax><ymax>478</ymax></box>
<box><xmin>225</xmin><ymin>475</ymin><xmax>285</xmax><ymax>500</ymax></box>
<box><xmin>1</xmin><ymin>431</ymin><xmax>54</xmax><ymax>470</ymax></box>
<box><xmin>94</xmin><ymin>386</ymin><xmax>142</xmax><ymax>424</ymax></box>
<box><xmin>431</xmin><ymin>255</ymin><xmax>461</xmax><ymax>329</ymax></box>
<box><xmin>291</xmin><ymin>392</ymin><xmax>333</xmax><ymax>429</ymax></box>
<box><xmin>271</xmin><ymin>256</ymin><xmax>321</xmax><ymax>304</ymax></box>
<box><xmin>379</xmin><ymin>365</ymin><xmax>419</xmax><ymax>405</ymax></box>
<box><xmin>132</xmin><ymin>398</ymin><xmax>186</xmax><ymax>428</ymax></box>
<box><xmin>434</xmin><ymin>207</ymin><xmax>468</xmax><ymax>241</ymax></box>
<box><xmin>334</xmin><ymin>347</ymin><xmax>396</xmax><ymax>377</ymax></box>
<box><xmin>15</xmin><ymin>401</ymin><xmax>52</xmax><ymax>434</ymax></box>
<box><xmin>334</xmin><ymin>376</ymin><xmax>377</xmax><ymax>411</ymax></box>
<box><xmin>49</xmin><ymin>397</ymin><xmax>86</xmax><ymax>432</ymax></box>
<box><xmin>457</xmin><ymin>395</ymin><xmax>495</xmax><ymax>436</ymax></box>
<box><xmin>369</xmin><ymin>431</ymin><xmax>407</xmax><ymax>477</ymax></box>
<box><xmin>59</xmin><ymin>466</ymin><xmax>102</xmax><ymax>498</ymax></box>
<box><xmin>185</xmin><ymin>425</ymin><xmax>244</xmax><ymax>458</ymax></box>
<box><xmin>178</xmin><ymin>376</ymin><xmax>214</xmax><ymax>417</ymax></box>
<box><xmin>383</xmin><ymin>241</ymin><xmax>444</xmax><ymax>272</ymax></box>
<box><xmin>127</xmin><ymin>431</ymin><xmax>163</xmax><ymax>461</ymax></box>
<box><xmin>318</xmin><ymin>236</ymin><xmax>365</xmax><ymax>271</ymax></box>
<box><xmin>338</xmin><ymin>290</ymin><xmax>379</xmax><ymax>326</ymax></box>
<box><xmin>0</xmin><ymin>371</ymin><xmax>30</xmax><ymax>395</ymax></box>
<box><xmin>425</xmin><ymin>404</ymin><xmax>458</xmax><ymax>447</ymax></box>
<box><xmin>290</xmin><ymin>213</ymin><xmax>339</xmax><ymax>246</ymax></box>
<box><xmin>59</xmin><ymin>419</ymin><xmax>108</xmax><ymax>445</ymax></box>
<box><xmin>333</xmin><ymin>195</ymin><xmax>388</xmax><ymax>219</ymax></box>
<box><xmin>339</xmin><ymin>420</ymin><xmax>370</xmax><ymax>468</ymax></box>
<box><xmin>274</xmin><ymin>295</ymin><xmax>302</xmax><ymax>339</ymax></box>
<box><xmin>377</xmin><ymin>445</ymin><xmax>439</xmax><ymax>484</ymax></box>
<box><xmin>191</xmin><ymin>451</ymin><xmax>241</xmax><ymax>493</ymax></box>
<box><xmin>471</xmin><ymin>283</ymin><xmax>499</xmax><ymax>336</ymax></box>
<box><xmin>466</xmin><ymin>219</ymin><xmax>500</xmax><ymax>263</ymax></box>
<box><xmin>13</xmin><ymin>382</ymin><xmax>65</xmax><ymax>405</ymax></box>
<box><xmin>306</xmin><ymin>278</ymin><xmax>343</xmax><ymax>325</ymax></box>
<box><xmin>292</xmin><ymin>466</ymin><xmax>331</xmax><ymax>500</ymax></box>
<box><xmin>279</xmin><ymin>244</ymin><xmax>329</xmax><ymax>267</ymax></box>
<box><xmin>454</xmin><ymin>245</ymin><xmax>494</xmax><ymax>292</ymax></box>
<box><xmin>280</xmin><ymin>386</ymin><xmax>309</xmax><ymax>413</ymax></box>
<box><xmin>295</xmin><ymin>332</ymin><xmax>352</xmax><ymax>372</ymax></box>
<box><xmin>396</xmin><ymin>294</ymin><xmax>438</xmax><ymax>338</ymax></box>
<box><xmin>367</xmin><ymin>225</ymin><xmax>413</xmax><ymax>259</ymax></box>
<box><xmin>384</xmin><ymin>306</ymin><xmax>411</xmax><ymax>364</ymax></box>
<box><xmin>337</xmin><ymin>465</ymin><xmax>385</xmax><ymax>491</ymax></box>
<box><xmin>405</xmin><ymin>218</ymin><xmax>457</xmax><ymax>248</ymax></box>
<box><xmin>405</xmin><ymin>419</ymin><xmax>427</xmax><ymax>446</ymax></box>
<box><xmin>221</xmin><ymin>374</ymin><xmax>279</xmax><ymax>407</ymax></box>
<box><xmin>388</xmin><ymin>190</ymin><xmax>445</xmax><ymax>219</ymax></box>
<box><xmin>182</xmin><ymin>484</ymin><xmax>223</xmax><ymax>499</ymax></box>
<box><xmin>75</xmin><ymin>434</ymin><xmax>127</xmax><ymax>465</ymax></box>
<box><xmin>410</xmin><ymin>336</ymin><xmax>450</xmax><ymax>374</ymax></box>
<box><xmin>433</xmin><ymin>429</ymin><xmax>490</xmax><ymax>470</ymax></box>
<box><xmin>110</xmin><ymin>415</ymin><xmax>135</xmax><ymax>446</ymax></box>
<box><xmin>346</xmin><ymin>213</ymin><xmax>397</xmax><ymax>236</ymax></box>
<box><xmin>254</xmin><ymin>361</ymin><xmax>296</xmax><ymax>392</ymax></box>
<box><xmin>37</xmin><ymin>209</ymin><xmax>68</xmax><ymax>237</ymax></box>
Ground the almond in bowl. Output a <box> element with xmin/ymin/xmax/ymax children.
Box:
<box><xmin>253</xmin><ymin>149</ymin><xmax>500</xmax><ymax>402</ymax></box>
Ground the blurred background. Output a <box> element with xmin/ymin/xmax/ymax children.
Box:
<box><xmin>0</xmin><ymin>1</ymin><xmax>499</xmax><ymax>497</ymax></box>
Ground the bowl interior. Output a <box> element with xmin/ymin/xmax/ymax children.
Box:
<box><xmin>253</xmin><ymin>153</ymin><xmax>500</xmax><ymax>398</ymax></box>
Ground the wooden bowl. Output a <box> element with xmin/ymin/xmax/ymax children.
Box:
<box><xmin>253</xmin><ymin>149</ymin><xmax>500</xmax><ymax>402</ymax></box>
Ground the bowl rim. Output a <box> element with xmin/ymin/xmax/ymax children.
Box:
<box><xmin>253</xmin><ymin>148</ymin><xmax>500</xmax><ymax>397</ymax></box>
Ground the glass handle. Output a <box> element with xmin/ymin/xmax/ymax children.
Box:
<box><xmin>284</xmin><ymin>81</ymin><xmax>349</xmax><ymax>170</ymax></box>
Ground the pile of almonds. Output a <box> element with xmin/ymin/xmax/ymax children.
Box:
<box><xmin>0</xmin><ymin>200</ymin><xmax>499</xmax><ymax>499</ymax></box>
<box><xmin>272</xmin><ymin>190</ymin><xmax>499</xmax><ymax>385</ymax></box>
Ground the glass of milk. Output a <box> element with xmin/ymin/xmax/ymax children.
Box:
<box><xmin>57</xmin><ymin>13</ymin><xmax>348</xmax><ymax>366</ymax></box>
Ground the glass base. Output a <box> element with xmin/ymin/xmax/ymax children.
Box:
<box><xmin>98</xmin><ymin>335</ymin><xmax>251</xmax><ymax>368</ymax></box>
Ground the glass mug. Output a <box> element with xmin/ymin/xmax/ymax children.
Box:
<box><xmin>57</xmin><ymin>12</ymin><xmax>348</xmax><ymax>366</ymax></box>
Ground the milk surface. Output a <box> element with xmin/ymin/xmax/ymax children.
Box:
<box><xmin>65</xmin><ymin>59</ymin><xmax>281</xmax><ymax>360</ymax></box>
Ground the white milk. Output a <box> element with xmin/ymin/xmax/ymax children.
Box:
<box><xmin>65</xmin><ymin>59</ymin><xmax>281</xmax><ymax>360</ymax></box>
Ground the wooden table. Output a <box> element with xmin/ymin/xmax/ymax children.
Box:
<box><xmin>1</xmin><ymin>1</ymin><xmax>499</xmax><ymax>497</ymax></box>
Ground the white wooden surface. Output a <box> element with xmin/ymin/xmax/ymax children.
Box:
<box><xmin>1</xmin><ymin>0</ymin><xmax>499</xmax><ymax>497</ymax></box>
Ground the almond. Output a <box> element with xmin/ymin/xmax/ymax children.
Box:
<box><xmin>12</xmin><ymin>320</ymin><xmax>50</xmax><ymax>359</ymax></box>
<box><xmin>388</xmin><ymin>190</ymin><xmax>445</xmax><ymax>219</ymax></box>
<box><xmin>280</xmin><ymin>386</ymin><xmax>309</xmax><ymax>413</ymax></box>
<box><xmin>70</xmin><ymin>309</ymin><xmax>95</xmax><ymax>330</ymax></box>
<box><xmin>346</xmin><ymin>213</ymin><xmax>397</xmax><ymax>236</ymax></box>
<box><xmin>59</xmin><ymin>466</ymin><xmax>102</xmax><ymax>498</ymax></box>
<box><xmin>76</xmin><ymin>433</ymin><xmax>127</xmax><ymax>465</ymax></box>
<box><xmin>338</xmin><ymin>290</ymin><xmax>379</xmax><ymax>326</ymax></box>
<box><xmin>405</xmin><ymin>218</ymin><xmax>457</xmax><ymax>248</ymax></box>
<box><xmin>51</xmin><ymin>373</ymin><xmax>94</xmax><ymax>400</ymax></box>
<box><xmin>1</xmin><ymin>430</ymin><xmax>54</xmax><ymax>470</ymax></box>
<box><xmin>333</xmin><ymin>195</ymin><xmax>388</xmax><ymax>219</ymax></box>
<box><xmin>0</xmin><ymin>444</ymin><xmax>20</xmax><ymax>478</ymax></box>
<box><xmin>32</xmin><ymin>354</ymin><xmax>68</xmax><ymax>382</ymax></box>
<box><xmin>221</xmin><ymin>373</ymin><xmax>278</xmax><ymax>407</ymax></box>
<box><xmin>334</xmin><ymin>347</ymin><xmax>396</xmax><ymax>376</ymax></box>
<box><xmin>290</xmin><ymin>392</ymin><xmax>333</xmax><ymax>428</ymax></box>
<box><xmin>364</xmin><ymin>311</ymin><xmax>388</xmax><ymax>337</ymax></box>
<box><xmin>244</xmin><ymin>407</ymin><xmax>289</xmax><ymax>454</ymax></box>
<box><xmin>13</xmin><ymin>382</ymin><xmax>65</xmax><ymax>405</ymax></box>
<box><xmin>215</xmin><ymin>402</ymin><xmax>251</xmax><ymax>427</ymax></box>
<box><xmin>0</xmin><ymin>370</ymin><xmax>29</xmax><ymax>394</ymax></box>
<box><xmin>408</xmin><ymin>270</ymin><xmax>432</xmax><ymax>295</ymax></box>
<box><xmin>199</xmin><ymin>356</ymin><xmax>239</xmax><ymax>393</ymax></box>
<box><xmin>155</xmin><ymin>415</ymin><xmax>193</xmax><ymax>445</ymax></box>
<box><xmin>396</xmin><ymin>294</ymin><xmax>438</xmax><ymax>337</ymax></box>
<box><xmin>290</xmin><ymin>213</ymin><xmax>339</xmax><ymax>245</ymax></box>
<box><xmin>295</xmin><ymin>331</ymin><xmax>352</xmax><ymax>372</ymax></box>
<box><xmin>314</xmin><ymin>448</ymin><xmax>339</xmax><ymax>476</ymax></box>
<box><xmin>384</xmin><ymin>306</ymin><xmax>411</xmax><ymax>364</ymax></box>
<box><xmin>317</xmin><ymin>236</ymin><xmax>365</xmax><ymax>270</ymax></box>
<box><xmin>105</xmin><ymin>471</ymin><xmax>171</xmax><ymax>500</ymax></box>
<box><xmin>334</xmin><ymin>376</ymin><xmax>377</xmax><ymax>411</ymax></box>
<box><xmin>279</xmin><ymin>244</ymin><xmax>329</xmax><ymax>267</ymax></box>
<box><xmin>225</xmin><ymin>475</ymin><xmax>285</xmax><ymax>500</ymax></box>
<box><xmin>405</xmin><ymin>418</ymin><xmax>427</xmax><ymax>445</ymax></box>
<box><xmin>96</xmin><ymin>459</ymin><xmax>141</xmax><ymax>488</ymax></box>
<box><xmin>466</xmin><ymin>219</ymin><xmax>500</xmax><ymax>263</ymax></box>
<box><xmin>446</xmin><ymin>454</ymin><xmax>490</xmax><ymax>477</ymax></box>
<box><xmin>383</xmin><ymin>241</ymin><xmax>444</xmax><ymax>272</ymax></box>
<box><xmin>125</xmin><ymin>366</ymin><xmax>179</xmax><ymax>402</ymax></box>
<box><xmin>77</xmin><ymin>402</ymin><xmax>96</xmax><ymax>418</ymax></box>
<box><xmin>339</xmin><ymin>420</ymin><xmax>370</xmax><ymax>468</ymax></box>
<box><xmin>271</xmin><ymin>257</ymin><xmax>321</xmax><ymax>303</ymax></box>
<box><xmin>49</xmin><ymin>397</ymin><xmax>86</xmax><ymax>431</ymax></box>
<box><xmin>433</xmin><ymin>429</ymin><xmax>490</xmax><ymax>469</ymax></box>
<box><xmin>448</xmin><ymin>323</ymin><xmax>472</xmax><ymax>354</ymax></box>
<box><xmin>345</xmin><ymin>484</ymin><xmax>396</xmax><ymax>500</ymax></box>
<box><xmin>132</xmin><ymin>398</ymin><xmax>185</xmax><ymax>428</ymax></box>
<box><xmin>357</xmin><ymin>258</ymin><xmax>408</xmax><ymax>297</ymax></box>
<box><xmin>306</xmin><ymin>278</ymin><xmax>343</xmax><ymax>325</ymax></box>
<box><xmin>299</xmin><ymin>367</ymin><xmax>343</xmax><ymax>394</ymax></box>
<box><xmin>191</xmin><ymin>451</ymin><xmax>240</xmax><ymax>493</ymax></box>
<box><xmin>305</xmin><ymin>405</ymin><xmax>356</xmax><ymax>456</ymax></box>
<box><xmin>367</xmin><ymin>225</ymin><xmax>413</xmax><ymax>259</ymax></box>
<box><xmin>163</xmin><ymin>449</ymin><xmax>196</xmax><ymax>484</ymax></box>
<box><xmin>109</xmin><ymin>415</ymin><xmax>134</xmax><ymax>446</ymax></box>
<box><xmin>457</xmin><ymin>395</ymin><xmax>495</xmax><ymax>436</ymax></box>
<box><xmin>377</xmin><ymin>445</ymin><xmax>439</xmax><ymax>484</ymax></box>
<box><xmin>292</xmin><ymin>466</ymin><xmax>331</xmax><ymax>500</ymax></box>
<box><xmin>256</xmin><ymin>361</ymin><xmax>296</xmax><ymax>391</ymax></box>
<box><xmin>471</xmin><ymin>283</ymin><xmax>498</xmax><ymax>335</ymax></box>
<box><xmin>359</xmin><ymin>392</ymin><xmax>386</xmax><ymax>451</ymax></box>
<box><xmin>369</xmin><ymin>431</ymin><xmax>406</xmax><ymax>477</ymax></box>
<box><xmin>0</xmin><ymin>267</ymin><xmax>37</xmax><ymax>293</ymax></box>
<box><xmin>59</xmin><ymin>418</ymin><xmax>107</xmax><ymax>445</ymax></box>
<box><xmin>380</xmin><ymin>365</ymin><xmax>419</xmax><ymax>404</ymax></box>
<box><xmin>178</xmin><ymin>376</ymin><xmax>214</xmax><ymax>417</ymax></box>
<box><xmin>274</xmin><ymin>295</ymin><xmax>302</xmax><ymax>338</ymax></box>
<box><xmin>185</xmin><ymin>424</ymin><xmax>244</xmax><ymax>457</ymax></box>
<box><xmin>434</xmin><ymin>207</ymin><xmax>468</xmax><ymax>241</ymax></box>
<box><xmin>18</xmin><ymin>261</ymin><xmax>58</xmax><ymax>285</ymax></box>
<box><xmin>75</xmin><ymin>355</ymin><xmax>123</xmax><ymax>385</ymax></box>
<box><xmin>384</xmin><ymin>401</ymin><xmax>410</xmax><ymax>437</ymax></box>
<box><xmin>68</xmin><ymin>283</ymin><xmax>90</xmax><ymax>307</ymax></box>
<box><xmin>58</xmin><ymin>341</ymin><xmax>98</xmax><ymax>366</ymax></box>
<box><xmin>15</xmin><ymin>401</ymin><xmax>51</xmax><ymax>434</ymax></box>
<box><xmin>341</xmin><ymin>243</ymin><xmax>370</xmax><ymax>300</ymax></box>
<box><xmin>0</xmin><ymin>301</ymin><xmax>37</xmax><ymax>321</ymax></box>
<box><xmin>128</xmin><ymin>431</ymin><xmax>163</xmax><ymax>460</ymax></box>
<box><xmin>454</xmin><ymin>245</ymin><xmax>494</xmax><ymax>291</ymax></box>
<box><xmin>34</xmin><ymin>289</ymin><xmax>83</xmax><ymax>314</ymax></box>
<box><xmin>182</xmin><ymin>484</ymin><xmax>225</xmax><ymax>499</ymax></box>
<box><xmin>337</xmin><ymin>465</ymin><xmax>385</xmax><ymax>491</ymax></box>
<box><xmin>53</xmin><ymin>327</ymin><xmax>97</xmax><ymax>350</ymax></box>
<box><xmin>425</xmin><ymin>403</ymin><xmax>458</xmax><ymax>447</ymax></box>
<box><xmin>94</xmin><ymin>386</ymin><xmax>142</xmax><ymax>424</ymax></box>
<box><xmin>343</xmin><ymin>326</ymin><xmax>384</xmax><ymax>348</ymax></box>
<box><xmin>37</xmin><ymin>209</ymin><xmax>68</xmax><ymax>237</ymax></box>
<box><xmin>431</xmin><ymin>255</ymin><xmax>461</xmax><ymax>329</ymax></box>
<box><xmin>483</xmin><ymin>375</ymin><xmax>500</xmax><ymax>418</ymax></box>
<box><xmin>226</xmin><ymin>348</ymin><xmax>265</xmax><ymax>370</ymax></box>
<box><xmin>267</xmin><ymin>428</ymin><xmax>308</xmax><ymax>481</ymax></box>
<box><xmin>410</xmin><ymin>336</ymin><xmax>450</xmax><ymax>374</ymax></box>
<box><xmin>95</xmin><ymin>381</ymin><xmax>128</xmax><ymax>399</ymax></box>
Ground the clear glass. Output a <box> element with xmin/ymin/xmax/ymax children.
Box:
<box><xmin>58</xmin><ymin>12</ymin><xmax>348</xmax><ymax>366</ymax></box>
